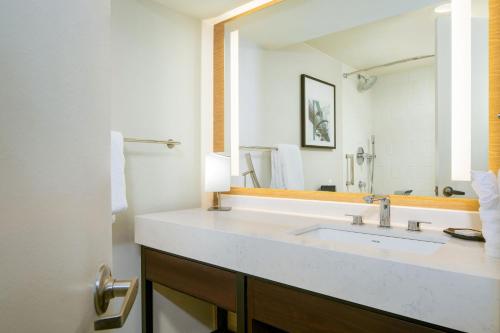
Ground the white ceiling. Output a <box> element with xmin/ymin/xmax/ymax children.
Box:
<box><xmin>152</xmin><ymin>0</ymin><xmax>250</xmax><ymax>19</ymax></box>
<box><xmin>306</xmin><ymin>0</ymin><xmax>488</xmax><ymax>73</ymax></box>
<box><xmin>227</xmin><ymin>0</ymin><xmax>441</xmax><ymax>49</ymax></box>
<box><xmin>231</xmin><ymin>0</ymin><xmax>488</xmax><ymax>75</ymax></box>
<box><xmin>307</xmin><ymin>5</ymin><xmax>438</xmax><ymax>74</ymax></box>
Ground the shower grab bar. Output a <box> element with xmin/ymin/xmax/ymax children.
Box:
<box><xmin>346</xmin><ymin>154</ymin><xmax>355</xmax><ymax>187</ymax></box>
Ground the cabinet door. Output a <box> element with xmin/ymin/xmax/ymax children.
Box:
<box><xmin>247</xmin><ymin>278</ymin><xmax>444</xmax><ymax>333</ymax></box>
<box><xmin>143</xmin><ymin>248</ymin><xmax>237</xmax><ymax>311</ymax></box>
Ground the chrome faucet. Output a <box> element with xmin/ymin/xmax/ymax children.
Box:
<box><xmin>363</xmin><ymin>195</ymin><xmax>391</xmax><ymax>228</ymax></box>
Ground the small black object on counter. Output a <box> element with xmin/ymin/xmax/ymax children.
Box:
<box><xmin>319</xmin><ymin>185</ymin><xmax>336</xmax><ymax>192</ymax></box>
<box><xmin>443</xmin><ymin>228</ymin><xmax>485</xmax><ymax>242</ymax></box>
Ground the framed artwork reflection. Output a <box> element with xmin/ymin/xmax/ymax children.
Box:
<box><xmin>301</xmin><ymin>74</ymin><xmax>336</xmax><ymax>149</ymax></box>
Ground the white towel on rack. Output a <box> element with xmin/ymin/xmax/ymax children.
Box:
<box><xmin>275</xmin><ymin>144</ymin><xmax>304</xmax><ymax>190</ymax></box>
<box><xmin>111</xmin><ymin>131</ymin><xmax>128</xmax><ymax>216</ymax></box>
<box><xmin>270</xmin><ymin>149</ymin><xmax>285</xmax><ymax>189</ymax></box>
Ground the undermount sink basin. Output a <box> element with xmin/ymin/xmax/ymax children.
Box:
<box><xmin>295</xmin><ymin>225</ymin><xmax>446</xmax><ymax>255</ymax></box>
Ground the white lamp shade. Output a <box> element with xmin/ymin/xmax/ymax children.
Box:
<box><xmin>205</xmin><ymin>153</ymin><xmax>231</xmax><ymax>192</ymax></box>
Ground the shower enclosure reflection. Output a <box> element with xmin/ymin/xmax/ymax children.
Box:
<box><xmin>225</xmin><ymin>0</ymin><xmax>489</xmax><ymax>198</ymax></box>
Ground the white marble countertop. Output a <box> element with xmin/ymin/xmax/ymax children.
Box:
<box><xmin>135</xmin><ymin>207</ymin><xmax>500</xmax><ymax>332</ymax></box>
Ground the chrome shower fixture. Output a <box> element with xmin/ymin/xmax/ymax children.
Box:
<box><xmin>358</xmin><ymin>180</ymin><xmax>367</xmax><ymax>192</ymax></box>
<box><xmin>355</xmin><ymin>135</ymin><xmax>376</xmax><ymax>194</ymax></box>
<box><xmin>369</xmin><ymin>135</ymin><xmax>375</xmax><ymax>194</ymax></box>
<box><xmin>356</xmin><ymin>147</ymin><xmax>375</xmax><ymax>165</ymax></box>
<box><xmin>357</xmin><ymin>74</ymin><xmax>378</xmax><ymax>92</ymax></box>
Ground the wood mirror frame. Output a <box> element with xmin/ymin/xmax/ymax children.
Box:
<box><xmin>213</xmin><ymin>0</ymin><xmax>500</xmax><ymax>211</ymax></box>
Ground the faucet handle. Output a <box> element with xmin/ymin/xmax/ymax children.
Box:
<box><xmin>407</xmin><ymin>220</ymin><xmax>431</xmax><ymax>232</ymax></box>
<box><xmin>345</xmin><ymin>214</ymin><xmax>364</xmax><ymax>225</ymax></box>
<box><xmin>363</xmin><ymin>194</ymin><xmax>390</xmax><ymax>204</ymax></box>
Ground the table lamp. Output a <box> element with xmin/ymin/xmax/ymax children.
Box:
<box><xmin>205</xmin><ymin>153</ymin><xmax>231</xmax><ymax>211</ymax></box>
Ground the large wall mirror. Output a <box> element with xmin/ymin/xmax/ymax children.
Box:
<box><xmin>213</xmin><ymin>0</ymin><xmax>499</xmax><ymax>210</ymax></box>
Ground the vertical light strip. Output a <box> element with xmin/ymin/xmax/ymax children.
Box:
<box><xmin>230</xmin><ymin>30</ymin><xmax>240</xmax><ymax>176</ymax></box>
<box><xmin>451</xmin><ymin>0</ymin><xmax>472</xmax><ymax>180</ymax></box>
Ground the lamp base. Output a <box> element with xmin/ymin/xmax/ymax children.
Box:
<box><xmin>207</xmin><ymin>206</ymin><xmax>232</xmax><ymax>211</ymax></box>
<box><xmin>207</xmin><ymin>192</ymin><xmax>231</xmax><ymax>211</ymax></box>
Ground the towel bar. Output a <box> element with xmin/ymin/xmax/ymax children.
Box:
<box><xmin>124</xmin><ymin>138</ymin><xmax>180</xmax><ymax>149</ymax></box>
<box><xmin>239</xmin><ymin>145</ymin><xmax>277</xmax><ymax>151</ymax></box>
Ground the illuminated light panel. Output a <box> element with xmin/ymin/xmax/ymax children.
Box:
<box><xmin>230</xmin><ymin>30</ymin><xmax>240</xmax><ymax>176</ymax></box>
<box><xmin>451</xmin><ymin>0</ymin><xmax>471</xmax><ymax>181</ymax></box>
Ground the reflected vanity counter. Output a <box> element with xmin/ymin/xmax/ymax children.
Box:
<box><xmin>135</xmin><ymin>195</ymin><xmax>500</xmax><ymax>333</ymax></box>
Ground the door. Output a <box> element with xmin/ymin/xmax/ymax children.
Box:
<box><xmin>0</xmin><ymin>1</ymin><xmax>122</xmax><ymax>332</ymax></box>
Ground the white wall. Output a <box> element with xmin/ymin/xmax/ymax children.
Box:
<box><xmin>238</xmin><ymin>40</ymin><xmax>344</xmax><ymax>191</ymax></box>
<box><xmin>111</xmin><ymin>1</ymin><xmax>210</xmax><ymax>332</ymax></box>
<box><xmin>371</xmin><ymin>65</ymin><xmax>436</xmax><ymax>196</ymax></box>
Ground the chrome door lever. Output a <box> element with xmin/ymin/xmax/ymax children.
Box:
<box><xmin>94</xmin><ymin>264</ymin><xmax>138</xmax><ymax>330</ymax></box>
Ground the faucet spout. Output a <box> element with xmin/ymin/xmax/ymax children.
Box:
<box><xmin>363</xmin><ymin>195</ymin><xmax>391</xmax><ymax>228</ymax></box>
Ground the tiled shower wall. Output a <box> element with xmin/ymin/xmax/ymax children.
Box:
<box><xmin>371</xmin><ymin>65</ymin><xmax>436</xmax><ymax>196</ymax></box>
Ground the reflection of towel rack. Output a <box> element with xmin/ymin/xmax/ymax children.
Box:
<box><xmin>242</xmin><ymin>153</ymin><xmax>261</xmax><ymax>188</ymax></box>
<box><xmin>240</xmin><ymin>145</ymin><xmax>277</xmax><ymax>151</ymax></box>
<box><xmin>124</xmin><ymin>138</ymin><xmax>181</xmax><ymax>149</ymax></box>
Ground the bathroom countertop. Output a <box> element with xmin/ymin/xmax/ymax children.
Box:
<box><xmin>135</xmin><ymin>207</ymin><xmax>500</xmax><ymax>332</ymax></box>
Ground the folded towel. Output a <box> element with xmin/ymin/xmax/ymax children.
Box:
<box><xmin>472</xmin><ymin>170</ymin><xmax>500</xmax><ymax>258</ymax></box>
<box><xmin>485</xmin><ymin>242</ymin><xmax>500</xmax><ymax>258</ymax></box>
<box><xmin>498</xmin><ymin>169</ymin><xmax>500</xmax><ymax>198</ymax></box>
<box><xmin>111</xmin><ymin>131</ymin><xmax>128</xmax><ymax>215</ymax></box>
<box><xmin>472</xmin><ymin>170</ymin><xmax>499</xmax><ymax>209</ymax></box>
<box><xmin>277</xmin><ymin>144</ymin><xmax>304</xmax><ymax>190</ymax></box>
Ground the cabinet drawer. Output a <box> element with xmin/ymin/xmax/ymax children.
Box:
<box><xmin>248</xmin><ymin>278</ymin><xmax>443</xmax><ymax>333</ymax></box>
<box><xmin>143</xmin><ymin>247</ymin><xmax>237</xmax><ymax>311</ymax></box>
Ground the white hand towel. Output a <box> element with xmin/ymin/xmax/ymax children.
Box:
<box><xmin>277</xmin><ymin>144</ymin><xmax>304</xmax><ymax>190</ymax></box>
<box><xmin>111</xmin><ymin>131</ymin><xmax>128</xmax><ymax>215</ymax></box>
<box><xmin>471</xmin><ymin>170</ymin><xmax>499</xmax><ymax>209</ymax></box>
<box><xmin>472</xmin><ymin>170</ymin><xmax>500</xmax><ymax>258</ymax></box>
<box><xmin>498</xmin><ymin>169</ymin><xmax>500</xmax><ymax>198</ymax></box>
<box><xmin>270</xmin><ymin>149</ymin><xmax>285</xmax><ymax>189</ymax></box>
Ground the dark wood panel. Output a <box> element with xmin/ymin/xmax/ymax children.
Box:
<box><xmin>252</xmin><ymin>320</ymin><xmax>287</xmax><ymax>333</ymax></box>
<box><xmin>236</xmin><ymin>273</ymin><xmax>248</xmax><ymax>333</ymax></box>
<box><xmin>143</xmin><ymin>247</ymin><xmax>237</xmax><ymax>312</ymax></box>
<box><xmin>247</xmin><ymin>278</ymin><xmax>446</xmax><ymax>333</ymax></box>
<box><xmin>141</xmin><ymin>247</ymin><xmax>153</xmax><ymax>333</ymax></box>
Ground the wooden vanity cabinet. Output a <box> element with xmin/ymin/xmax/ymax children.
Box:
<box><xmin>141</xmin><ymin>247</ymin><xmax>457</xmax><ymax>333</ymax></box>
<box><xmin>143</xmin><ymin>247</ymin><xmax>237</xmax><ymax>311</ymax></box>
<box><xmin>247</xmin><ymin>278</ymin><xmax>450</xmax><ymax>333</ymax></box>
<box><xmin>141</xmin><ymin>247</ymin><xmax>239</xmax><ymax>333</ymax></box>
